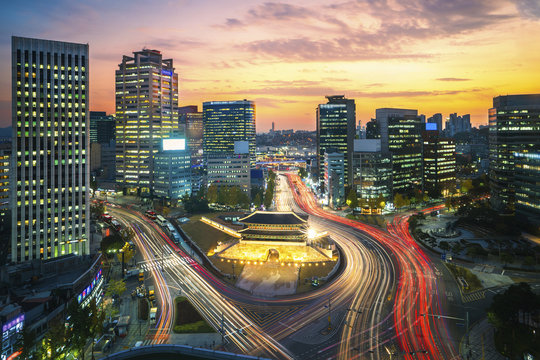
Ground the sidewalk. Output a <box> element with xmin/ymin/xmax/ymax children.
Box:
<box><xmin>461</xmin><ymin>318</ymin><xmax>506</xmax><ymax>360</ymax></box>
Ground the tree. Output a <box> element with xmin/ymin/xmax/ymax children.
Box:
<box><xmin>346</xmin><ymin>189</ymin><xmax>358</xmax><ymax>209</ymax></box>
<box><xmin>101</xmin><ymin>234</ymin><xmax>124</xmax><ymax>255</ymax></box>
<box><xmin>253</xmin><ymin>192</ymin><xmax>262</xmax><ymax>207</ymax></box>
<box><xmin>66</xmin><ymin>299</ymin><xmax>91</xmax><ymax>360</ymax></box>
<box><xmin>119</xmin><ymin>226</ymin><xmax>135</xmax><ymax>244</ymax></box>
<box><xmin>298</xmin><ymin>167</ymin><xmax>308</xmax><ymax>179</ymax></box>
<box><xmin>377</xmin><ymin>194</ymin><xmax>386</xmax><ymax>209</ymax></box>
<box><xmin>117</xmin><ymin>242</ymin><xmax>135</xmax><ymax>264</ymax></box>
<box><xmin>44</xmin><ymin>318</ymin><xmax>66</xmax><ymax>359</ymax></box>
<box><xmin>207</xmin><ymin>184</ymin><xmax>218</xmax><ymax>204</ymax></box>
<box><xmin>105</xmin><ymin>279</ymin><xmax>127</xmax><ymax>298</ymax></box>
<box><xmin>460</xmin><ymin>179</ymin><xmax>473</xmax><ymax>194</ymax></box>
<box><xmin>90</xmin><ymin>202</ymin><xmax>105</xmax><ymax>219</ymax></box>
<box><xmin>439</xmin><ymin>241</ymin><xmax>450</xmax><ymax>251</ymax></box>
<box><xmin>88</xmin><ymin>298</ymin><xmax>105</xmax><ymax>359</ymax></box>
<box><xmin>394</xmin><ymin>193</ymin><xmax>409</xmax><ymax>209</ymax></box>
<box><xmin>228</xmin><ymin>186</ymin><xmax>240</xmax><ymax>206</ymax></box>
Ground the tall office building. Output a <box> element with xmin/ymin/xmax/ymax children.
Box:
<box><xmin>207</xmin><ymin>141</ymin><xmax>251</xmax><ymax>194</ymax></box>
<box><xmin>445</xmin><ymin>113</ymin><xmax>471</xmax><ymax>136</ymax></box>
<box><xmin>115</xmin><ymin>49</ymin><xmax>179</xmax><ymax>193</ymax></box>
<box><xmin>11</xmin><ymin>36</ymin><xmax>89</xmax><ymax>262</ymax></box>
<box><xmin>89</xmin><ymin>111</ymin><xmax>115</xmax><ymax>144</ymax></box>
<box><xmin>489</xmin><ymin>94</ymin><xmax>540</xmax><ymax>214</ymax></box>
<box><xmin>154</xmin><ymin>138</ymin><xmax>191</xmax><ymax>201</ymax></box>
<box><xmin>427</xmin><ymin>113</ymin><xmax>443</xmax><ymax>132</ymax></box>
<box><xmin>0</xmin><ymin>144</ymin><xmax>10</xmax><ymax>211</ymax></box>
<box><xmin>369</xmin><ymin>108</ymin><xmax>423</xmax><ymax>195</ymax></box>
<box><xmin>202</xmin><ymin>100</ymin><xmax>256</xmax><ymax>163</ymax></box>
<box><xmin>324</xmin><ymin>152</ymin><xmax>345</xmax><ymax>209</ymax></box>
<box><xmin>352</xmin><ymin>139</ymin><xmax>392</xmax><ymax>201</ymax></box>
<box><xmin>316</xmin><ymin>95</ymin><xmax>355</xmax><ymax>186</ymax></box>
<box><xmin>179</xmin><ymin>105</ymin><xmax>203</xmax><ymax>165</ymax></box>
<box><xmin>422</xmin><ymin>129</ymin><xmax>456</xmax><ymax>197</ymax></box>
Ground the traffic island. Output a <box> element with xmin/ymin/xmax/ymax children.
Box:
<box><xmin>173</xmin><ymin>296</ymin><xmax>215</xmax><ymax>334</ymax></box>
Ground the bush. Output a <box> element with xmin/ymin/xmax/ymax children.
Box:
<box><xmin>173</xmin><ymin>321</ymin><xmax>215</xmax><ymax>334</ymax></box>
<box><xmin>446</xmin><ymin>263</ymin><xmax>482</xmax><ymax>292</ymax></box>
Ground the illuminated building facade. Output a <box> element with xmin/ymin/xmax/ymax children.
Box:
<box><xmin>422</xmin><ymin>129</ymin><xmax>456</xmax><ymax>197</ymax></box>
<box><xmin>0</xmin><ymin>144</ymin><xmax>10</xmax><ymax>211</ymax></box>
<box><xmin>238</xmin><ymin>211</ymin><xmax>308</xmax><ymax>245</ymax></box>
<box><xmin>490</xmin><ymin>94</ymin><xmax>540</xmax><ymax>213</ymax></box>
<box><xmin>352</xmin><ymin>139</ymin><xmax>392</xmax><ymax>201</ymax></box>
<box><xmin>179</xmin><ymin>105</ymin><xmax>203</xmax><ymax>166</ymax></box>
<box><xmin>202</xmin><ymin>100</ymin><xmax>256</xmax><ymax>164</ymax></box>
<box><xmin>324</xmin><ymin>152</ymin><xmax>345</xmax><ymax>209</ymax></box>
<box><xmin>207</xmin><ymin>151</ymin><xmax>251</xmax><ymax>194</ymax></box>
<box><xmin>0</xmin><ymin>304</ymin><xmax>24</xmax><ymax>360</ymax></box>
<box><xmin>316</xmin><ymin>95</ymin><xmax>355</xmax><ymax>186</ymax></box>
<box><xmin>11</xmin><ymin>36</ymin><xmax>89</xmax><ymax>262</ymax></box>
<box><xmin>115</xmin><ymin>49</ymin><xmax>179</xmax><ymax>193</ymax></box>
<box><xmin>369</xmin><ymin>108</ymin><xmax>423</xmax><ymax>195</ymax></box>
<box><xmin>154</xmin><ymin>138</ymin><xmax>191</xmax><ymax>200</ymax></box>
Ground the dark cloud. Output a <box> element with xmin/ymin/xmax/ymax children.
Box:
<box><xmin>436</xmin><ymin>77</ymin><xmax>471</xmax><ymax>81</ymax></box>
<box><xmin>225</xmin><ymin>18</ymin><xmax>244</xmax><ymax>27</ymax></box>
<box><xmin>247</xmin><ymin>2</ymin><xmax>314</xmax><ymax>21</ymax></box>
<box><xmin>514</xmin><ymin>0</ymin><xmax>540</xmax><ymax>18</ymax></box>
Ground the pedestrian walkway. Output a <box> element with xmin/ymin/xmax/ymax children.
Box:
<box><xmin>461</xmin><ymin>318</ymin><xmax>505</xmax><ymax>360</ymax></box>
<box><xmin>461</xmin><ymin>290</ymin><xmax>486</xmax><ymax>303</ymax></box>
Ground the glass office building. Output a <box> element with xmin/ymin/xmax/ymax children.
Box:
<box><xmin>202</xmin><ymin>100</ymin><xmax>256</xmax><ymax>164</ymax></box>
<box><xmin>154</xmin><ymin>139</ymin><xmax>191</xmax><ymax>201</ymax></box>
<box><xmin>316</xmin><ymin>95</ymin><xmax>355</xmax><ymax>186</ymax></box>
<box><xmin>179</xmin><ymin>105</ymin><xmax>203</xmax><ymax>166</ymax></box>
<box><xmin>352</xmin><ymin>140</ymin><xmax>392</xmax><ymax>201</ymax></box>
<box><xmin>422</xmin><ymin>130</ymin><xmax>456</xmax><ymax>197</ymax></box>
<box><xmin>89</xmin><ymin>111</ymin><xmax>115</xmax><ymax>144</ymax></box>
<box><xmin>489</xmin><ymin>94</ymin><xmax>540</xmax><ymax>213</ymax></box>
<box><xmin>11</xmin><ymin>36</ymin><xmax>89</xmax><ymax>262</ymax></box>
<box><xmin>115</xmin><ymin>49</ymin><xmax>179</xmax><ymax>193</ymax></box>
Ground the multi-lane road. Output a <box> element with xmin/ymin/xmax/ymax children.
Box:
<box><xmin>107</xmin><ymin>173</ymin><xmax>462</xmax><ymax>359</ymax></box>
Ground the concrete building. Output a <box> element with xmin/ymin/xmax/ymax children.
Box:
<box><xmin>489</xmin><ymin>94</ymin><xmax>540</xmax><ymax>214</ymax></box>
<box><xmin>445</xmin><ymin>113</ymin><xmax>471</xmax><ymax>136</ymax></box>
<box><xmin>115</xmin><ymin>49</ymin><xmax>179</xmax><ymax>194</ymax></box>
<box><xmin>422</xmin><ymin>129</ymin><xmax>456</xmax><ymax>197</ymax></box>
<box><xmin>427</xmin><ymin>113</ymin><xmax>443</xmax><ymax>132</ymax></box>
<box><xmin>207</xmin><ymin>141</ymin><xmax>251</xmax><ymax>193</ymax></box>
<box><xmin>0</xmin><ymin>144</ymin><xmax>10</xmax><ymax>211</ymax></box>
<box><xmin>324</xmin><ymin>152</ymin><xmax>345</xmax><ymax>209</ymax></box>
<box><xmin>153</xmin><ymin>138</ymin><xmax>191</xmax><ymax>201</ymax></box>
<box><xmin>179</xmin><ymin>105</ymin><xmax>203</xmax><ymax>166</ymax></box>
<box><xmin>203</xmin><ymin>100</ymin><xmax>256</xmax><ymax>164</ymax></box>
<box><xmin>89</xmin><ymin>111</ymin><xmax>115</xmax><ymax>144</ymax></box>
<box><xmin>352</xmin><ymin>139</ymin><xmax>392</xmax><ymax>202</ymax></box>
<box><xmin>11</xmin><ymin>36</ymin><xmax>89</xmax><ymax>262</ymax></box>
<box><xmin>316</xmin><ymin>95</ymin><xmax>355</xmax><ymax>186</ymax></box>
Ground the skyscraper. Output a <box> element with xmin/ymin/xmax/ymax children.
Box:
<box><xmin>489</xmin><ymin>94</ymin><xmax>540</xmax><ymax>214</ymax></box>
<box><xmin>89</xmin><ymin>111</ymin><xmax>115</xmax><ymax>144</ymax></box>
<box><xmin>422</xmin><ymin>129</ymin><xmax>456</xmax><ymax>197</ymax></box>
<box><xmin>202</xmin><ymin>100</ymin><xmax>256</xmax><ymax>163</ymax></box>
<box><xmin>369</xmin><ymin>108</ymin><xmax>423</xmax><ymax>195</ymax></box>
<box><xmin>115</xmin><ymin>49</ymin><xmax>179</xmax><ymax>194</ymax></box>
<box><xmin>352</xmin><ymin>139</ymin><xmax>392</xmax><ymax>202</ymax></box>
<box><xmin>154</xmin><ymin>138</ymin><xmax>191</xmax><ymax>201</ymax></box>
<box><xmin>316</xmin><ymin>95</ymin><xmax>355</xmax><ymax>186</ymax></box>
<box><xmin>11</xmin><ymin>36</ymin><xmax>89</xmax><ymax>262</ymax></box>
<box><xmin>179</xmin><ymin>105</ymin><xmax>203</xmax><ymax>166</ymax></box>
<box><xmin>427</xmin><ymin>113</ymin><xmax>443</xmax><ymax>132</ymax></box>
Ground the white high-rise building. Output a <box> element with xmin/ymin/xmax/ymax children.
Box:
<box><xmin>11</xmin><ymin>36</ymin><xmax>90</xmax><ymax>262</ymax></box>
<box><xmin>115</xmin><ymin>49</ymin><xmax>179</xmax><ymax>194</ymax></box>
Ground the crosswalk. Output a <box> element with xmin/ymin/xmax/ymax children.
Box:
<box><xmin>138</xmin><ymin>255</ymin><xmax>195</xmax><ymax>272</ymax></box>
<box><xmin>461</xmin><ymin>290</ymin><xmax>486</xmax><ymax>303</ymax></box>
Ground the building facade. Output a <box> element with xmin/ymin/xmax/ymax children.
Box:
<box><xmin>202</xmin><ymin>100</ymin><xmax>256</xmax><ymax>164</ymax></box>
<box><xmin>179</xmin><ymin>105</ymin><xmax>203</xmax><ymax>166</ymax></box>
<box><xmin>489</xmin><ymin>94</ymin><xmax>540</xmax><ymax>213</ymax></box>
<box><xmin>352</xmin><ymin>139</ymin><xmax>392</xmax><ymax>201</ymax></box>
<box><xmin>316</xmin><ymin>95</ymin><xmax>355</xmax><ymax>186</ymax></box>
<box><xmin>0</xmin><ymin>144</ymin><xmax>10</xmax><ymax>211</ymax></box>
<box><xmin>422</xmin><ymin>130</ymin><xmax>456</xmax><ymax>197</ymax></box>
<box><xmin>115</xmin><ymin>49</ymin><xmax>179</xmax><ymax>193</ymax></box>
<box><xmin>324</xmin><ymin>152</ymin><xmax>345</xmax><ymax>209</ymax></box>
<box><xmin>514</xmin><ymin>153</ymin><xmax>540</xmax><ymax>220</ymax></box>
<box><xmin>370</xmin><ymin>108</ymin><xmax>423</xmax><ymax>195</ymax></box>
<box><xmin>154</xmin><ymin>138</ymin><xmax>191</xmax><ymax>200</ymax></box>
<box><xmin>89</xmin><ymin>111</ymin><xmax>115</xmax><ymax>144</ymax></box>
<box><xmin>11</xmin><ymin>36</ymin><xmax>89</xmax><ymax>262</ymax></box>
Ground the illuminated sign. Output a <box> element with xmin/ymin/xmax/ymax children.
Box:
<box><xmin>2</xmin><ymin>314</ymin><xmax>24</xmax><ymax>333</ymax></box>
<box><xmin>426</xmin><ymin>123</ymin><xmax>437</xmax><ymax>131</ymax></box>
<box><xmin>161</xmin><ymin>69</ymin><xmax>172</xmax><ymax>76</ymax></box>
<box><xmin>77</xmin><ymin>269</ymin><xmax>103</xmax><ymax>305</ymax></box>
<box><xmin>163</xmin><ymin>138</ymin><xmax>186</xmax><ymax>151</ymax></box>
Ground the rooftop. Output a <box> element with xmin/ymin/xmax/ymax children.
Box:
<box><xmin>239</xmin><ymin>211</ymin><xmax>308</xmax><ymax>225</ymax></box>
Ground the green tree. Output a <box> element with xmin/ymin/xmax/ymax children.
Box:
<box><xmin>119</xmin><ymin>226</ymin><xmax>135</xmax><ymax>244</ymax></box>
<box><xmin>394</xmin><ymin>193</ymin><xmax>409</xmax><ymax>209</ymax></box>
<box><xmin>439</xmin><ymin>241</ymin><xmax>450</xmax><ymax>251</ymax></box>
<box><xmin>88</xmin><ymin>298</ymin><xmax>105</xmax><ymax>359</ymax></box>
<box><xmin>376</xmin><ymin>194</ymin><xmax>386</xmax><ymax>209</ymax></box>
<box><xmin>228</xmin><ymin>186</ymin><xmax>240</xmax><ymax>206</ymax></box>
<box><xmin>346</xmin><ymin>189</ymin><xmax>358</xmax><ymax>209</ymax></box>
<box><xmin>44</xmin><ymin>318</ymin><xmax>66</xmax><ymax>359</ymax></box>
<box><xmin>90</xmin><ymin>202</ymin><xmax>105</xmax><ymax>219</ymax></box>
<box><xmin>101</xmin><ymin>233</ymin><xmax>124</xmax><ymax>255</ymax></box>
<box><xmin>253</xmin><ymin>192</ymin><xmax>262</xmax><ymax>207</ymax></box>
<box><xmin>298</xmin><ymin>167</ymin><xmax>308</xmax><ymax>179</ymax></box>
<box><xmin>66</xmin><ymin>299</ymin><xmax>91</xmax><ymax>360</ymax></box>
<box><xmin>105</xmin><ymin>279</ymin><xmax>127</xmax><ymax>298</ymax></box>
<box><xmin>207</xmin><ymin>184</ymin><xmax>218</xmax><ymax>204</ymax></box>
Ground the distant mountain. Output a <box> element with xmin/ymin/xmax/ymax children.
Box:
<box><xmin>0</xmin><ymin>127</ymin><xmax>11</xmax><ymax>138</ymax></box>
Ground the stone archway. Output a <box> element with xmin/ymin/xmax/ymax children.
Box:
<box><xmin>267</xmin><ymin>248</ymin><xmax>280</xmax><ymax>262</ymax></box>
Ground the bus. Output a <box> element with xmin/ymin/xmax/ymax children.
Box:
<box><xmin>155</xmin><ymin>215</ymin><xmax>167</xmax><ymax>227</ymax></box>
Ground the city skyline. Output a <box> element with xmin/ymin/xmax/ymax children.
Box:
<box><xmin>1</xmin><ymin>0</ymin><xmax>540</xmax><ymax>131</ymax></box>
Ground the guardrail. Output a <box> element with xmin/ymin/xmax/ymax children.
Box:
<box><xmin>200</xmin><ymin>217</ymin><xmax>242</xmax><ymax>238</ymax></box>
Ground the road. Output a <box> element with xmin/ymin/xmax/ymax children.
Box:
<box><xmin>109</xmin><ymin>206</ymin><xmax>295</xmax><ymax>359</ymax></box>
<box><xmin>285</xmin><ymin>174</ymin><xmax>460</xmax><ymax>359</ymax></box>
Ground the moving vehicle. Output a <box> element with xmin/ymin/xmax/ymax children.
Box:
<box><xmin>138</xmin><ymin>271</ymin><xmax>144</xmax><ymax>282</ymax></box>
<box><xmin>155</xmin><ymin>215</ymin><xmax>167</xmax><ymax>227</ymax></box>
<box><xmin>149</xmin><ymin>307</ymin><xmax>157</xmax><ymax>325</ymax></box>
<box><xmin>145</xmin><ymin>210</ymin><xmax>157</xmax><ymax>220</ymax></box>
<box><xmin>148</xmin><ymin>285</ymin><xmax>155</xmax><ymax>302</ymax></box>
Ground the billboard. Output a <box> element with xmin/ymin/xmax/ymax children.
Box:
<box><xmin>426</xmin><ymin>123</ymin><xmax>437</xmax><ymax>131</ymax></box>
<box><xmin>163</xmin><ymin>138</ymin><xmax>186</xmax><ymax>151</ymax></box>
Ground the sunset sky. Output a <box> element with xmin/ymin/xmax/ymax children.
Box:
<box><xmin>1</xmin><ymin>0</ymin><xmax>539</xmax><ymax>131</ymax></box>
